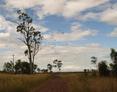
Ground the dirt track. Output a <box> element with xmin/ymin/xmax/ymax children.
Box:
<box><xmin>31</xmin><ymin>75</ymin><xmax>69</xmax><ymax>92</ymax></box>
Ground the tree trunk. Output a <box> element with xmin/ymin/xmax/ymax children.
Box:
<box><xmin>28</xmin><ymin>45</ymin><xmax>33</xmax><ymax>74</ymax></box>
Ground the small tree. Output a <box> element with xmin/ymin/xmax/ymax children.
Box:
<box><xmin>16</xmin><ymin>10</ymin><xmax>43</xmax><ymax>74</ymax></box>
<box><xmin>15</xmin><ymin>59</ymin><xmax>37</xmax><ymax>74</ymax></box>
<box><xmin>14</xmin><ymin>59</ymin><xmax>22</xmax><ymax>73</ymax></box>
<box><xmin>37</xmin><ymin>68</ymin><xmax>40</xmax><ymax>73</ymax></box>
<box><xmin>91</xmin><ymin>56</ymin><xmax>97</xmax><ymax>65</ymax></box>
<box><xmin>84</xmin><ymin>69</ymin><xmax>88</xmax><ymax>77</ymax></box>
<box><xmin>91</xmin><ymin>56</ymin><xmax>97</xmax><ymax>76</ymax></box>
<box><xmin>110</xmin><ymin>48</ymin><xmax>117</xmax><ymax>64</ymax></box>
<box><xmin>110</xmin><ymin>48</ymin><xmax>117</xmax><ymax>76</ymax></box>
<box><xmin>98</xmin><ymin>61</ymin><xmax>110</xmax><ymax>76</ymax></box>
<box><xmin>110</xmin><ymin>63</ymin><xmax>117</xmax><ymax>76</ymax></box>
<box><xmin>53</xmin><ymin>59</ymin><xmax>63</xmax><ymax>71</ymax></box>
<box><xmin>3</xmin><ymin>61</ymin><xmax>14</xmax><ymax>73</ymax></box>
<box><xmin>47</xmin><ymin>64</ymin><xmax>53</xmax><ymax>72</ymax></box>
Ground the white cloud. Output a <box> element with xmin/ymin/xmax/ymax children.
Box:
<box><xmin>100</xmin><ymin>8</ymin><xmax>117</xmax><ymax>25</ymax></box>
<box><xmin>34</xmin><ymin>43</ymin><xmax>109</xmax><ymax>71</ymax></box>
<box><xmin>6</xmin><ymin>0</ymin><xmax>42</xmax><ymax>9</ymax></box>
<box><xmin>40</xmin><ymin>0</ymin><xmax>64</xmax><ymax>15</ymax></box>
<box><xmin>86</xmin><ymin>43</ymin><xmax>101</xmax><ymax>48</ymax></box>
<box><xmin>35</xmin><ymin>0</ymin><xmax>108</xmax><ymax>19</ymax></box>
<box><xmin>44</xmin><ymin>31</ymin><xmax>92</xmax><ymax>41</ymax></box>
<box><xmin>44</xmin><ymin>23</ymin><xmax>97</xmax><ymax>41</ymax></box>
<box><xmin>5</xmin><ymin>0</ymin><xmax>112</xmax><ymax>24</ymax></box>
<box><xmin>77</xmin><ymin>12</ymin><xmax>100</xmax><ymax>21</ymax></box>
<box><xmin>0</xmin><ymin>43</ymin><xmax>6</xmax><ymax>48</ymax></box>
<box><xmin>76</xmin><ymin>3</ymin><xmax>117</xmax><ymax>25</ymax></box>
<box><xmin>32</xmin><ymin>24</ymin><xmax>48</xmax><ymax>33</ymax></box>
<box><xmin>6</xmin><ymin>0</ymin><xmax>116</xmax><ymax>25</ymax></box>
<box><xmin>1</xmin><ymin>42</ymin><xmax>105</xmax><ymax>72</ymax></box>
<box><xmin>0</xmin><ymin>32</ymin><xmax>10</xmax><ymax>38</ymax></box>
<box><xmin>0</xmin><ymin>15</ymin><xmax>19</xmax><ymax>51</ymax></box>
<box><xmin>0</xmin><ymin>14</ymin><xmax>18</xmax><ymax>45</ymax></box>
<box><xmin>0</xmin><ymin>15</ymin><xmax>8</xmax><ymax>30</ymax></box>
<box><xmin>0</xmin><ymin>15</ymin><xmax>16</xmax><ymax>33</ymax></box>
<box><xmin>0</xmin><ymin>33</ymin><xmax>110</xmax><ymax>71</ymax></box>
<box><xmin>110</xmin><ymin>28</ymin><xmax>117</xmax><ymax>37</ymax></box>
<box><xmin>62</xmin><ymin>0</ymin><xmax>108</xmax><ymax>18</ymax></box>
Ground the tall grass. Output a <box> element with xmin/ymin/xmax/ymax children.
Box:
<box><xmin>61</xmin><ymin>73</ymin><xmax>117</xmax><ymax>92</ymax></box>
<box><xmin>1</xmin><ymin>73</ymin><xmax>117</xmax><ymax>92</ymax></box>
<box><xmin>0</xmin><ymin>73</ymin><xmax>49</xmax><ymax>92</ymax></box>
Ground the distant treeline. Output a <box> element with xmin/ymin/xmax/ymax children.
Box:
<box><xmin>84</xmin><ymin>48</ymin><xmax>117</xmax><ymax>77</ymax></box>
<box><xmin>2</xmin><ymin>59</ymin><xmax>63</xmax><ymax>74</ymax></box>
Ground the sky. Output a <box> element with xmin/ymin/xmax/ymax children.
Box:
<box><xmin>0</xmin><ymin>0</ymin><xmax>117</xmax><ymax>71</ymax></box>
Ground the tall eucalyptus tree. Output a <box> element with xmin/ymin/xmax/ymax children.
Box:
<box><xmin>16</xmin><ymin>10</ymin><xmax>43</xmax><ymax>74</ymax></box>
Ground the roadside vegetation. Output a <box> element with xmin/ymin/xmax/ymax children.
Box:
<box><xmin>0</xmin><ymin>73</ymin><xmax>49</xmax><ymax>92</ymax></box>
<box><xmin>60</xmin><ymin>73</ymin><xmax>117</xmax><ymax>92</ymax></box>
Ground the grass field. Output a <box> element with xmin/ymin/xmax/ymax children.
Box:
<box><xmin>0</xmin><ymin>73</ymin><xmax>49</xmax><ymax>92</ymax></box>
<box><xmin>0</xmin><ymin>73</ymin><xmax>117</xmax><ymax>92</ymax></box>
<box><xmin>60</xmin><ymin>73</ymin><xmax>117</xmax><ymax>92</ymax></box>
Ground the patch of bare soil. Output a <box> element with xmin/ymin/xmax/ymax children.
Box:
<box><xmin>31</xmin><ymin>75</ymin><xmax>69</xmax><ymax>92</ymax></box>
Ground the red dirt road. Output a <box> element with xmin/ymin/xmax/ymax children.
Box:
<box><xmin>31</xmin><ymin>75</ymin><xmax>69</xmax><ymax>92</ymax></box>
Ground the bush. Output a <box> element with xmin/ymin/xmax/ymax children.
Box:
<box><xmin>98</xmin><ymin>61</ymin><xmax>110</xmax><ymax>76</ymax></box>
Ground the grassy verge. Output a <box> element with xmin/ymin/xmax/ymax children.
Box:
<box><xmin>60</xmin><ymin>73</ymin><xmax>117</xmax><ymax>92</ymax></box>
<box><xmin>0</xmin><ymin>73</ymin><xmax>49</xmax><ymax>92</ymax></box>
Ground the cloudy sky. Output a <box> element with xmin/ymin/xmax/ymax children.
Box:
<box><xmin>0</xmin><ymin>0</ymin><xmax>117</xmax><ymax>71</ymax></box>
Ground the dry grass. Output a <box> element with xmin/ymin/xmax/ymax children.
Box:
<box><xmin>60</xmin><ymin>73</ymin><xmax>117</xmax><ymax>92</ymax></box>
<box><xmin>0</xmin><ymin>73</ymin><xmax>49</xmax><ymax>92</ymax></box>
<box><xmin>1</xmin><ymin>73</ymin><xmax>117</xmax><ymax>92</ymax></box>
